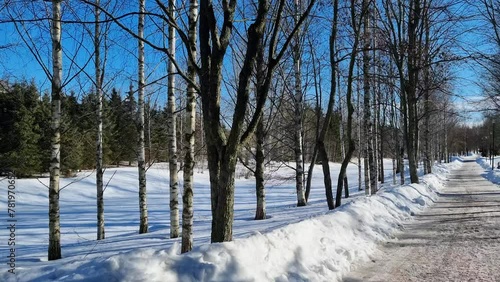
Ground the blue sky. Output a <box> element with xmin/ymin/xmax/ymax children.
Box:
<box><xmin>0</xmin><ymin>0</ymin><xmax>496</xmax><ymax>124</ymax></box>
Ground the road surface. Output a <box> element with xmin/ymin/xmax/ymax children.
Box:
<box><xmin>343</xmin><ymin>158</ymin><xmax>500</xmax><ymax>282</ymax></box>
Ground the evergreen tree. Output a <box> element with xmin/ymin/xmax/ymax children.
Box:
<box><xmin>121</xmin><ymin>86</ymin><xmax>138</xmax><ymax>165</ymax></box>
<box><xmin>107</xmin><ymin>88</ymin><xmax>123</xmax><ymax>165</ymax></box>
<box><xmin>0</xmin><ymin>82</ymin><xmax>45</xmax><ymax>176</ymax></box>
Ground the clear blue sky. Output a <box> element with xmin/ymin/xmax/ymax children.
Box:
<box><xmin>0</xmin><ymin>0</ymin><xmax>496</xmax><ymax>123</ymax></box>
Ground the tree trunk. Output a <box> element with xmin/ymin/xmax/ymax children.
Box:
<box><xmin>339</xmin><ymin>92</ymin><xmax>349</xmax><ymax>200</ymax></box>
<box><xmin>444</xmin><ymin>105</ymin><xmax>449</xmax><ymax>163</ymax></box>
<box><xmin>312</xmin><ymin>0</ymin><xmax>339</xmax><ymax>210</ymax></box>
<box><xmin>254</xmin><ymin>42</ymin><xmax>267</xmax><ymax>219</ymax></box>
<box><xmin>344</xmin><ymin>176</ymin><xmax>349</xmax><ymax>198</ymax></box>
<box><xmin>255</xmin><ymin>117</ymin><xmax>266</xmax><ymax>219</ymax></box>
<box><xmin>167</xmin><ymin>0</ymin><xmax>180</xmax><ymax>240</ymax></box>
<box><xmin>48</xmin><ymin>0</ymin><xmax>62</xmax><ymax>261</ymax></box>
<box><xmin>198</xmin><ymin>0</ymin><xmax>315</xmax><ymax>243</ymax></box>
<box><xmin>336</xmin><ymin>0</ymin><xmax>358</xmax><ymax>207</ymax></box>
<box><xmin>305</xmin><ymin>144</ymin><xmax>318</xmax><ymax>202</ymax></box>
<box><xmin>357</xmin><ymin>61</ymin><xmax>362</xmax><ymax>191</ymax></box>
<box><xmin>379</xmin><ymin>90</ymin><xmax>385</xmax><ymax>183</ymax></box>
<box><xmin>406</xmin><ymin>0</ymin><xmax>420</xmax><ymax>184</ymax></box>
<box><xmin>392</xmin><ymin>158</ymin><xmax>396</xmax><ymax>185</ymax></box>
<box><xmin>199</xmin><ymin>0</ymin><xmax>268</xmax><ymax>243</ymax></box>
<box><xmin>423</xmin><ymin>10</ymin><xmax>432</xmax><ymax>174</ymax></box>
<box><xmin>373</xmin><ymin>30</ymin><xmax>383</xmax><ymax>184</ymax></box>
<box><xmin>400</xmin><ymin>145</ymin><xmax>405</xmax><ymax>185</ymax></box>
<box><xmin>364</xmin><ymin>157</ymin><xmax>370</xmax><ymax>193</ymax></box>
<box><xmin>293</xmin><ymin>73</ymin><xmax>305</xmax><ymax>206</ymax></box>
<box><xmin>95</xmin><ymin>0</ymin><xmax>105</xmax><ymax>241</ymax></box>
<box><xmin>318</xmin><ymin>143</ymin><xmax>334</xmax><ymax>209</ymax></box>
<box><xmin>305</xmin><ymin>34</ymin><xmax>323</xmax><ymax>204</ymax></box>
<box><xmin>181</xmin><ymin>0</ymin><xmax>198</xmax><ymax>253</ymax></box>
<box><xmin>293</xmin><ymin>0</ymin><xmax>306</xmax><ymax>207</ymax></box>
<box><xmin>390</xmin><ymin>85</ymin><xmax>397</xmax><ymax>185</ymax></box>
<box><xmin>363</xmin><ymin>0</ymin><xmax>377</xmax><ymax>195</ymax></box>
<box><xmin>138</xmin><ymin>0</ymin><xmax>148</xmax><ymax>234</ymax></box>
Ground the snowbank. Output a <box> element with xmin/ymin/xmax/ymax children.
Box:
<box><xmin>7</xmin><ymin>161</ymin><xmax>460</xmax><ymax>282</ymax></box>
<box><xmin>477</xmin><ymin>157</ymin><xmax>500</xmax><ymax>184</ymax></box>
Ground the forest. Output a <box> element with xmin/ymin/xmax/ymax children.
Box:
<box><xmin>1</xmin><ymin>0</ymin><xmax>500</xmax><ymax>263</ymax></box>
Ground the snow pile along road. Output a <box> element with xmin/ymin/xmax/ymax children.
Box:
<box><xmin>10</xmin><ymin>161</ymin><xmax>460</xmax><ymax>282</ymax></box>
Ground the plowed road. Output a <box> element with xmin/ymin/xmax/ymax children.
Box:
<box><xmin>344</xmin><ymin>158</ymin><xmax>500</xmax><ymax>282</ymax></box>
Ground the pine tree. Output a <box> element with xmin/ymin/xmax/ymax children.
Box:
<box><xmin>0</xmin><ymin>82</ymin><xmax>43</xmax><ymax>176</ymax></box>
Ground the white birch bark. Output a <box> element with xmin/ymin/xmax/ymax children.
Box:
<box><xmin>293</xmin><ymin>0</ymin><xmax>306</xmax><ymax>206</ymax></box>
<box><xmin>362</xmin><ymin>0</ymin><xmax>377</xmax><ymax>195</ymax></box>
<box><xmin>181</xmin><ymin>0</ymin><xmax>198</xmax><ymax>253</ymax></box>
<box><xmin>48</xmin><ymin>0</ymin><xmax>62</xmax><ymax>260</ymax></box>
<box><xmin>95</xmin><ymin>0</ymin><xmax>105</xmax><ymax>240</ymax></box>
<box><xmin>138</xmin><ymin>0</ymin><xmax>148</xmax><ymax>234</ymax></box>
<box><xmin>167</xmin><ymin>0</ymin><xmax>179</xmax><ymax>239</ymax></box>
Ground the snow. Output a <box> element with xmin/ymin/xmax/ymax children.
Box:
<box><xmin>0</xmin><ymin>159</ymin><xmax>461</xmax><ymax>281</ymax></box>
<box><xmin>344</xmin><ymin>157</ymin><xmax>500</xmax><ymax>281</ymax></box>
<box><xmin>477</xmin><ymin>156</ymin><xmax>500</xmax><ymax>184</ymax></box>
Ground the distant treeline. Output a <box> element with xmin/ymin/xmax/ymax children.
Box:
<box><xmin>0</xmin><ymin>80</ymin><xmax>349</xmax><ymax>178</ymax></box>
<box><xmin>0</xmin><ymin>81</ymin><xmax>171</xmax><ymax>177</ymax></box>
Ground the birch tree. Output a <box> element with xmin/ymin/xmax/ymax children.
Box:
<box><xmin>181</xmin><ymin>0</ymin><xmax>198</xmax><ymax>253</ymax></box>
<box><xmin>48</xmin><ymin>0</ymin><xmax>62</xmax><ymax>261</ymax></box>
<box><xmin>94</xmin><ymin>0</ymin><xmax>105</xmax><ymax>240</ymax></box>
<box><xmin>138</xmin><ymin>0</ymin><xmax>148</xmax><ymax>234</ymax></box>
<box><xmin>6</xmin><ymin>0</ymin><xmax>92</xmax><ymax>259</ymax></box>
<box><xmin>166</xmin><ymin>0</ymin><xmax>179</xmax><ymax>239</ymax></box>
<box><xmin>291</xmin><ymin>0</ymin><xmax>307</xmax><ymax>207</ymax></box>
<box><xmin>363</xmin><ymin>0</ymin><xmax>377</xmax><ymax>195</ymax></box>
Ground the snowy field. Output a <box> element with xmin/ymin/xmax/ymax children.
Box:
<box><xmin>0</xmin><ymin>159</ymin><xmax>461</xmax><ymax>281</ymax></box>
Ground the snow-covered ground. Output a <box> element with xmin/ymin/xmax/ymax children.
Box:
<box><xmin>477</xmin><ymin>156</ymin><xmax>500</xmax><ymax>184</ymax></box>
<box><xmin>0</xmin><ymin>159</ymin><xmax>461</xmax><ymax>281</ymax></box>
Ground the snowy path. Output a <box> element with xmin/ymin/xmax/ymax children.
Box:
<box><xmin>343</xmin><ymin>159</ymin><xmax>500</xmax><ymax>282</ymax></box>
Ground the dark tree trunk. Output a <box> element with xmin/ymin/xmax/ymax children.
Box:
<box><xmin>254</xmin><ymin>117</ymin><xmax>266</xmax><ymax>220</ymax></box>
<box><xmin>336</xmin><ymin>0</ymin><xmax>358</xmax><ymax>208</ymax></box>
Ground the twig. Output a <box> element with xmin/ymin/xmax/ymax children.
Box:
<box><xmin>103</xmin><ymin>170</ymin><xmax>117</xmax><ymax>192</ymax></box>
<box><xmin>60</xmin><ymin>170</ymin><xmax>95</xmax><ymax>191</ymax></box>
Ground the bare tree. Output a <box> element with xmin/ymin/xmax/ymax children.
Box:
<box><xmin>181</xmin><ymin>0</ymin><xmax>198</xmax><ymax>253</ymax></box>
<box><xmin>48</xmin><ymin>0</ymin><xmax>63</xmax><ymax>261</ymax></box>
<box><xmin>336</xmin><ymin>0</ymin><xmax>364</xmax><ymax>207</ymax></box>
<box><xmin>291</xmin><ymin>0</ymin><xmax>307</xmax><ymax>207</ymax></box>
<box><xmin>6</xmin><ymin>0</ymin><xmax>95</xmax><ymax>259</ymax></box>
<box><xmin>166</xmin><ymin>0</ymin><xmax>179</xmax><ymax>239</ymax></box>
<box><xmin>199</xmin><ymin>0</ymin><xmax>316</xmax><ymax>242</ymax></box>
<box><xmin>253</xmin><ymin>42</ymin><xmax>268</xmax><ymax>220</ymax></box>
<box><xmin>81</xmin><ymin>0</ymin><xmax>315</xmax><ymax>244</ymax></box>
<box><xmin>138</xmin><ymin>0</ymin><xmax>148</xmax><ymax>234</ymax></box>
<box><xmin>422</xmin><ymin>6</ymin><xmax>432</xmax><ymax>174</ymax></box>
<box><xmin>305</xmin><ymin>0</ymin><xmax>339</xmax><ymax>209</ymax></box>
<box><xmin>362</xmin><ymin>0</ymin><xmax>377</xmax><ymax>195</ymax></box>
<box><xmin>94</xmin><ymin>0</ymin><xmax>105</xmax><ymax>241</ymax></box>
